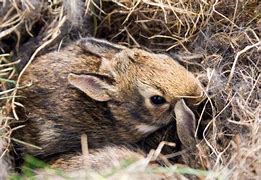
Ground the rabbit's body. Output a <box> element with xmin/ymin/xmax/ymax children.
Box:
<box><xmin>49</xmin><ymin>146</ymin><xmax>144</xmax><ymax>172</ymax></box>
<box><xmin>38</xmin><ymin>146</ymin><xmax>170</xmax><ymax>179</ymax></box>
<box><xmin>13</xmin><ymin>38</ymin><xmax>203</xmax><ymax>160</ymax></box>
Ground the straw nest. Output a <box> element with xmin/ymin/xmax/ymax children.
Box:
<box><xmin>0</xmin><ymin>0</ymin><xmax>260</xmax><ymax>179</ymax></box>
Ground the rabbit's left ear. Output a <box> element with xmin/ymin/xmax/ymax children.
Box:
<box><xmin>78</xmin><ymin>37</ymin><xmax>131</xmax><ymax>79</ymax></box>
<box><xmin>174</xmin><ymin>99</ymin><xmax>197</xmax><ymax>148</ymax></box>
<box><xmin>78</xmin><ymin>37</ymin><xmax>126</xmax><ymax>58</ymax></box>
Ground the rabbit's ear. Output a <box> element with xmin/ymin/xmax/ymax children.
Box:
<box><xmin>174</xmin><ymin>99</ymin><xmax>197</xmax><ymax>148</ymax></box>
<box><xmin>78</xmin><ymin>37</ymin><xmax>126</xmax><ymax>58</ymax></box>
<box><xmin>68</xmin><ymin>73</ymin><xmax>115</xmax><ymax>102</ymax></box>
<box><xmin>79</xmin><ymin>38</ymin><xmax>135</xmax><ymax>79</ymax></box>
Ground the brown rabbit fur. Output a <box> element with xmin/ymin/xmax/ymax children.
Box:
<box><xmin>39</xmin><ymin>146</ymin><xmax>170</xmax><ymax>179</ymax></box>
<box><xmin>48</xmin><ymin>146</ymin><xmax>145</xmax><ymax>172</ymax></box>
<box><xmin>12</xmin><ymin>38</ymin><xmax>203</xmax><ymax>161</ymax></box>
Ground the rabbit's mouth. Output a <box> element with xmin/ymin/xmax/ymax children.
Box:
<box><xmin>135</xmin><ymin>123</ymin><xmax>161</xmax><ymax>135</ymax></box>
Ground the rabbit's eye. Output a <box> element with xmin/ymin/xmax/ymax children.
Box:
<box><xmin>150</xmin><ymin>95</ymin><xmax>166</xmax><ymax>105</ymax></box>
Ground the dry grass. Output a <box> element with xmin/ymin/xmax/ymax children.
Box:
<box><xmin>0</xmin><ymin>0</ymin><xmax>260</xmax><ymax>179</ymax></box>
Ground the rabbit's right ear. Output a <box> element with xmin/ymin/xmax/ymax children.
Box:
<box><xmin>68</xmin><ymin>73</ymin><xmax>115</xmax><ymax>102</ymax></box>
<box><xmin>78</xmin><ymin>37</ymin><xmax>126</xmax><ymax>58</ymax></box>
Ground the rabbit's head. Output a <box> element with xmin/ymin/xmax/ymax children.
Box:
<box><xmin>68</xmin><ymin>38</ymin><xmax>204</xmax><ymax>146</ymax></box>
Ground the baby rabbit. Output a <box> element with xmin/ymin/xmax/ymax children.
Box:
<box><xmin>12</xmin><ymin>38</ymin><xmax>203</xmax><ymax>160</ymax></box>
<box><xmin>37</xmin><ymin>146</ymin><xmax>172</xmax><ymax>179</ymax></box>
<box><xmin>48</xmin><ymin>146</ymin><xmax>144</xmax><ymax>172</ymax></box>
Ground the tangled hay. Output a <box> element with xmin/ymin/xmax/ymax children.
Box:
<box><xmin>0</xmin><ymin>0</ymin><xmax>260</xmax><ymax>179</ymax></box>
